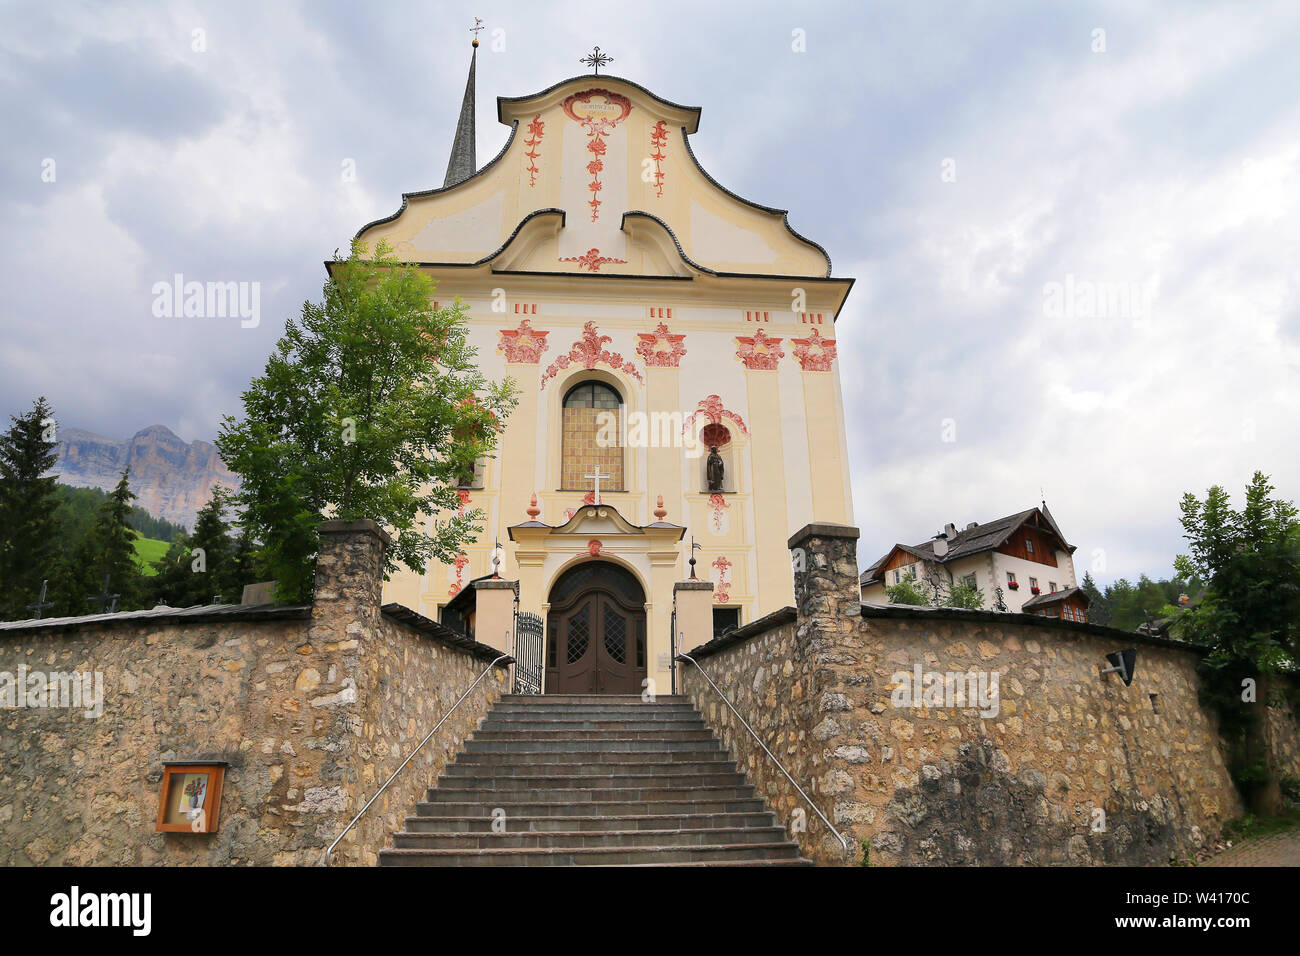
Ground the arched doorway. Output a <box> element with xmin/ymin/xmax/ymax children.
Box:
<box><xmin>545</xmin><ymin>561</ymin><xmax>646</xmax><ymax>694</ymax></box>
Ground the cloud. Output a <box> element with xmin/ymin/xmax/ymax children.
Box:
<box><xmin>1</xmin><ymin>0</ymin><xmax>1297</xmax><ymax>589</ymax></box>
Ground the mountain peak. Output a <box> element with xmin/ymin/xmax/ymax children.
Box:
<box><xmin>53</xmin><ymin>424</ymin><xmax>239</xmax><ymax>530</ymax></box>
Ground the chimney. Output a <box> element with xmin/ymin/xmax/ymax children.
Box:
<box><xmin>943</xmin><ymin>522</ymin><xmax>958</xmax><ymax>539</ymax></box>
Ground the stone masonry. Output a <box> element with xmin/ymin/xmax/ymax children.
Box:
<box><xmin>0</xmin><ymin>519</ymin><xmax>508</xmax><ymax>866</ymax></box>
<box><xmin>683</xmin><ymin>522</ymin><xmax>1298</xmax><ymax>866</ymax></box>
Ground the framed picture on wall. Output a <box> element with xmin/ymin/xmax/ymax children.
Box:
<box><xmin>156</xmin><ymin>762</ymin><xmax>227</xmax><ymax>834</ymax></box>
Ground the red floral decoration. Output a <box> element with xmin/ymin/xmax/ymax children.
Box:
<box><xmin>498</xmin><ymin>318</ymin><xmax>550</xmax><ymax>364</ymax></box>
<box><xmin>635</xmin><ymin>321</ymin><xmax>687</xmax><ymax>368</ymax></box>
<box><xmin>708</xmin><ymin>493</ymin><xmax>729</xmax><ymax>533</ymax></box>
<box><xmin>448</xmin><ymin>553</ymin><xmax>470</xmax><ymax>596</ymax></box>
<box><xmin>711</xmin><ymin>555</ymin><xmax>732</xmax><ymax>603</ymax></box>
<box><xmin>561</xmin><ymin>89</ymin><xmax>633</xmax><ymax>222</ymax></box>
<box><xmin>649</xmin><ymin>120</ymin><xmax>668</xmax><ymax>198</ymax></box>
<box><xmin>790</xmin><ymin>327</ymin><xmax>837</xmax><ymax>372</ymax></box>
<box><xmin>682</xmin><ymin>394</ymin><xmax>750</xmax><ymax>439</ymax></box>
<box><xmin>540</xmin><ymin>321</ymin><xmax>644</xmax><ymax>390</ymax></box>
<box><xmin>735</xmin><ymin>329</ymin><xmax>785</xmax><ymax>370</ymax></box>
<box><xmin>523</xmin><ymin>114</ymin><xmax>545</xmax><ymax>187</ymax></box>
<box><xmin>559</xmin><ymin>247</ymin><xmax>628</xmax><ymax>272</ymax></box>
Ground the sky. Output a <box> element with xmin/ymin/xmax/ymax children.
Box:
<box><xmin>2</xmin><ymin>0</ymin><xmax>1297</xmax><ymax>587</ymax></box>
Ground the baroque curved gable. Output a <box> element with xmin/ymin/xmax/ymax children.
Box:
<box><xmin>354</xmin><ymin>75</ymin><xmax>832</xmax><ymax>278</ymax></box>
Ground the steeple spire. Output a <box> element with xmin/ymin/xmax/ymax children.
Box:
<box><xmin>443</xmin><ymin>23</ymin><xmax>481</xmax><ymax>188</ymax></box>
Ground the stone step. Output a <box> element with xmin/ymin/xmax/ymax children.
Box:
<box><xmin>461</xmin><ymin>739</ymin><xmax>722</xmax><ymax>754</ymax></box>
<box><xmin>433</xmin><ymin>771</ymin><xmax>749</xmax><ymax>792</ymax></box>
<box><xmin>412</xmin><ymin>797</ymin><xmax>769</xmax><ymax>817</ymax></box>
<box><xmin>376</xmin><ymin>694</ymin><xmax>808</xmax><ymax>867</ymax></box>
<box><xmin>378</xmin><ymin>841</ymin><xmax>804</xmax><ymax>867</ymax></box>
<box><xmin>441</xmin><ymin>759</ymin><xmax>739</xmax><ymax>778</ymax></box>
<box><xmin>488</xmin><ymin>702</ymin><xmax>696</xmax><ymax>712</ymax></box>
<box><xmin>467</xmin><ymin>733</ymin><xmax>717</xmax><ymax>749</ymax></box>
<box><xmin>391</xmin><ymin>825</ymin><xmax>790</xmax><ymax>850</ymax></box>
<box><xmin>479</xmin><ymin>718</ymin><xmax>706</xmax><ymax>732</ymax></box>
<box><xmin>493</xmin><ymin>697</ymin><xmax>691</xmax><ymax>707</ymax></box>
<box><xmin>423</xmin><ymin>784</ymin><xmax>755</xmax><ymax>805</ymax></box>
<box><xmin>454</xmin><ymin>748</ymin><xmax>731</xmax><ymax>765</ymax></box>
<box><xmin>403</xmin><ymin>811</ymin><xmax>780</xmax><ymax>833</ymax></box>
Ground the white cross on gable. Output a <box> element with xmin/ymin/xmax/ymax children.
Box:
<box><xmin>584</xmin><ymin>467</ymin><xmax>611</xmax><ymax>505</ymax></box>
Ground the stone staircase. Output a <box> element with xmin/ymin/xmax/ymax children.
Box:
<box><xmin>378</xmin><ymin>694</ymin><xmax>811</xmax><ymax>866</ymax></box>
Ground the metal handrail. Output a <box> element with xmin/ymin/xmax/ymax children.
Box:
<box><xmin>675</xmin><ymin>652</ymin><xmax>849</xmax><ymax>853</ymax></box>
<box><xmin>323</xmin><ymin>653</ymin><xmax>513</xmax><ymax>864</ymax></box>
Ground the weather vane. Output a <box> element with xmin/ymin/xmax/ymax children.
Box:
<box><xmin>580</xmin><ymin>45</ymin><xmax>613</xmax><ymax>75</ymax></box>
<box><xmin>470</xmin><ymin>17</ymin><xmax>484</xmax><ymax>47</ymax></box>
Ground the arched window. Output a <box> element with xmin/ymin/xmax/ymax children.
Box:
<box><xmin>562</xmin><ymin>380</ymin><xmax>624</xmax><ymax>491</ymax></box>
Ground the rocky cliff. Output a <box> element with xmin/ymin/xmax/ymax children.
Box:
<box><xmin>52</xmin><ymin>425</ymin><xmax>239</xmax><ymax>530</ymax></box>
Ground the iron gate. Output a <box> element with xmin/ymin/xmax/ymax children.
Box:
<box><xmin>513</xmin><ymin>610</ymin><xmax>544</xmax><ymax>695</ymax></box>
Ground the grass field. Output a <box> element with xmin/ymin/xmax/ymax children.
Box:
<box><xmin>131</xmin><ymin>531</ymin><xmax>170</xmax><ymax>576</ymax></box>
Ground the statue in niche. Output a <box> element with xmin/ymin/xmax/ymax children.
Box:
<box><xmin>706</xmin><ymin>445</ymin><xmax>725</xmax><ymax>492</ymax></box>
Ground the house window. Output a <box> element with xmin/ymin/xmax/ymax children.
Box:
<box><xmin>1006</xmin><ymin>572</ymin><xmax>1016</xmax><ymax>584</ymax></box>
<box><xmin>457</xmin><ymin>458</ymin><xmax>485</xmax><ymax>489</ymax></box>
<box><xmin>963</xmin><ymin>574</ymin><xmax>977</xmax><ymax>589</ymax></box>
<box><xmin>1025</xmin><ymin>538</ymin><xmax>1034</xmax><ymax>554</ymax></box>
<box><xmin>1049</xmin><ymin>582</ymin><xmax>1057</xmax><ymax>592</ymax></box>
<box><xmin>712</xmin><ymin>607</ymin><xmax>741</xmax><ymax>638</ymax></box>
<box><xmin>562</xmin><ymin>381</ymin><xmax>624</xmax><ymax>491</ymax></box>
<box><xmin>1063</xmin><ymin>606</ymin><xmax>1075</xmax><ymax>621</ymax></box>
<box><xmin>893</xmin><ymin>570</ymin><xmax>901</xmax><ymax>585</ymax></box>
<box><xmin>1029</xmin><ymin>577</ymin><xmax>1038</xmax><ymax>591</ymax></box>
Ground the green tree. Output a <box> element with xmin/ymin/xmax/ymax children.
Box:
<box><xmin>943</xmin><ymin>578</ymin><xmax>985</xmax><ymax>610</ymax></box>
<box><xmin>0</xmin><ymin>398</ymin><xmax>62</xmax><ymax>619</ymax></box>
<box><xmin>885</xmin><ymin>575</ymin><xmax>930</xmax><ymax>606</ymax></box>
<box><xmin>1174</xmin><ymin>472</ymin><xmax>1300</xmax><ymax>814</ymax></box>
<box><xmin>216</xmin><ymin>241</ymin><xmax>517</xmax><ymax>601</ymax></box>
<box><xmin>53</xmin><ymin>470</ymin><xmax>148</xmax><ymax>615</ymax></box>
<box><xmin>149</xmin><ymin>488</ymin><xmax>244</xmax><ymax>607</ymax></box>
<box><xmin>1080</xmin><ymin>571</ymin><xmax>1110</xmax><ymax>626</ymax></box>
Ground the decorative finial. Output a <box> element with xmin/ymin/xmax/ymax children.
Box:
<box><xmin>526</xmin><ymin>492</ymin><xmax>540</xmax><ymax>519</ymax></box>
<box><xmin>580</xmin><ymin>45</ymin><xmax>613</xmax><ymax>75</ymax></box>
<box><xmin>470</xmin><ymin>17</ymin><xmax>484</xmax><ymax>47</ymax></box>
<box><xmin>492</xmin><ymin>539</ymin><xmax>502</xmax><ymax>578</ymax></box>
<box><xmin>654</xmin><ymin>494</ymin><xmax>667</xmax><ymax>521</ymax></box>
<box><xmin>688</xmin><ymin>535</ymin><xmax>701</xmax><ymax>579</ymax></box>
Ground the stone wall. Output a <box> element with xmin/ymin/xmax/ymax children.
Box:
<box><xmin>0</xmin><ymin>520</ymin><xmax>507</xmax><ymax>866</ymax></box>
<box><xmin>684</xmin><ymin>522</ymin><xmax>1298</xmax><ymax>866</ymax></box>
<box><xmin>681</xmin><ymin>608</ymin><xmax>833</xmax><ymax>856</ymax></box>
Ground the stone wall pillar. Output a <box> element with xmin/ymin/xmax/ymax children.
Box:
<box><xmin>787</xmin><ymin>521</ymin><xmax>862</xmax><ymax>863</ymax></box>
<box><xmin>788</xmin><ymin>522</ymin><xmax>861</xmax><ymax>651</ymax></box>
<box><xmin>672</xmin><ymin>580</ymin><xmax>714</xmax><ymax>691</ymax></box>
<box><xmin>310</xmin><ymin>519</ymin><xmax>392</xmax><ymax>644</ymax></box>
<box><xmin>472</xmin><ymin>578</ymin><xmax>517</xmax><ymax>654</ymax></box>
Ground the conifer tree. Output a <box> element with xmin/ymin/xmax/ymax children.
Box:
<box><xmin>1079</xmin><ymin>572</ymin><xmax>1110</xmax><ymax>626</ymax></box>
<box><xmin>56</xmin><ymin>470</ymin><xmax>147</xmax><ymax>614</ymax></box>
<box><xmin>149</xmin><ymin>488</ymin><xmax>242</xmax><ymax>607</ymax></box>
<box><xmin>0</xmin><ymin>397</ymin><xmax>61</xmax><ymax>619</ymax></box>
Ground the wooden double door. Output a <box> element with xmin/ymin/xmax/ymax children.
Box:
<box><xmin>545</xmin><ymin>563</ymin><xmax>647</xmax><ymax>695</ymax></box>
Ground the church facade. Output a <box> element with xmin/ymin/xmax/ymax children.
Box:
<box><xmin>359</xmin><ymin>52</ymin><xmax>855</xmax><ymax>695</ymax></box>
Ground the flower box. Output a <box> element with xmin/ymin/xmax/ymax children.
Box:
<box><xmin>1007</xmin><ymin>581</ymin><xmax>1019</xmax><ymax>590</ymax></box>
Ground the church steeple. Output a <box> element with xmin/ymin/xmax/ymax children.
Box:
<box><xmin>442</xmin><ymin>27</ymin><xmax>480</xmax><ymax>188</ymax></box>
